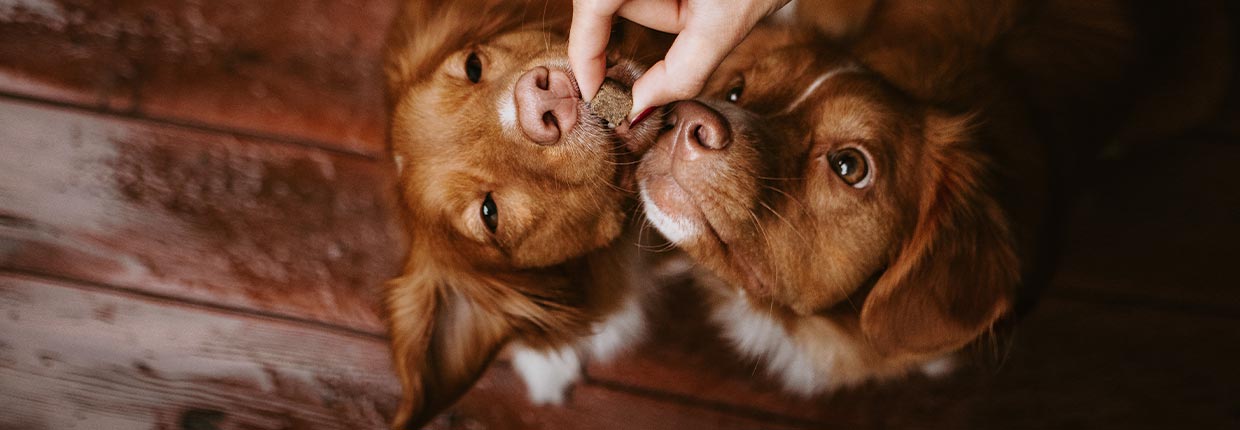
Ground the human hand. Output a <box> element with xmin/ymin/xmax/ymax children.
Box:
<box><xmin>569</xmin><ymin>0</ymin><xmax>790</xmax><ymax>123</ymax></box>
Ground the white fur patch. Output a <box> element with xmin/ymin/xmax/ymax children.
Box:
<box><xmin>511</xmin><ymin>344</ymin><xmax>582</xmax><ymax>405</ymax></box>
<box><xmin>497</xmin><ymin>92</ymin><xmax>517</xmax><ymax>132</ymax></box>
<box><xmin>639</xmin><ymin>180</ymin><xmax>701</xmax><ymax>244</ymax></box>
<box><xmin>586</xmin><ymin>292</ymin><xmax>646</xmax><ymax>361</ymax></box>
<box><xmin>714</xmin><ymin>294</ymin><xmax>825</xmax><ymax>395</ymax></box>
<box><xmin>779</xmin><ymin>65</ymin><xmax>864</xmax><ymax>115</ymax></box>
<box><xmin>919</xmin><ymin>355</ymin><xmax>957</xmax><ymax>379</ymax></box>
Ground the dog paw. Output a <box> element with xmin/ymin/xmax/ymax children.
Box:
<box><xmin>511</xmin><ymin>345</ymin><xmax>582</xmax><ymax>405</ymax></box>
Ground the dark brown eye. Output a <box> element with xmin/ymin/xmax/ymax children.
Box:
<box><xmin>480</xmin><ymin>192</ymin><xmax>498</xmax><ymax>233</ymax></box>
<box><xmin>465</xmin><ymin>52</ymin><xmax>483</xmax><ymax>83</ymax></box>
<box><xmin>726</xmin><ymin>84</ymin><xmax>743</xmax><ymax>103</ymax></box>
<box><xmin>829</xmin><ymin>148</ymin><xmax>871</xmax><ymax>187</ymax></box>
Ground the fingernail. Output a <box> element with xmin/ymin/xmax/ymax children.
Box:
<box><xmin>630</xmin><ymin>106</ymin><xmax>657</xmax><ymax>128</ymax></box>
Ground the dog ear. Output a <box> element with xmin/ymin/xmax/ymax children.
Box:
<box><xmin>860</xmin><ymin>113</ymin><xmax>1018</xmax><ymax>356</ymax></box>
<box><xmin>386</xmin><ymin>261</ymin><xmax>589</xmax><ymax>429</ymax></box>
<box><xmin>385</xmin><ymin>269</ymin><xmax>511</xmax><ymax>430</ymax></box>
<box><xmin>384</xmin><ymin>0</ymin><xmax>572</xmax><ymax>99</ymax></box>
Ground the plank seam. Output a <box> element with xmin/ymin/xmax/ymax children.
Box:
<box><xmin>0</xmin><ymin>91</ymin><xmax>386</xmax><ymax>162</ymax></box>
<box><xmin>583</xmin><ymin>375</ymin><xmax>826</xmax><ymax>429</ymax></box>
<box><xmin>0</xmin><ymin>267</ymin><xmax>389</xmax><ymax>342</ymax></box>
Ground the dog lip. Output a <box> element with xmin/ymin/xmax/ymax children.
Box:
<box><xmin>727</xmin><ymin>246</ymin><xmax>774</xmax><ymax>299</ymax></box>
<box><xmin>601</xmin><ymin>63</ymin><xmax>657</xmax><ymax>156</ymax></box>
<box><xmin>646</xmin><ymin>136</ymin><xmax>775</xmax><ymax>300</ymax></box>
<box><xmin>602</xmin><ymin>63</ymin><xmax>640</xmax><ymax>88</ymax></box>
<box><xmin>615</xmin><ymin>107</ymin><xmax>660</xmax><ymax>155</ymax></box>
<box><xmin>644</xmin><ymin>168</ymin><xmax>771</xmax><ymax>300</ymax></box>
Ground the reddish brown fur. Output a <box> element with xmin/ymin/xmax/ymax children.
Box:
<box><xmin>382</xmin><ymin>1</ymin><xmax>669</xmax><ymax>428</ymax></box>
<box><xmin>640</xmin><ymin>37</ymin><xmax>1021</xmax><ymax>363</ymax></box>
<box><xmin>638</xmin><ymin>0</ymin><xmax>1229</xmax><ymax>390</ymax></box>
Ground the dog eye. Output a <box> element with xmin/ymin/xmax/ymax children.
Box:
<box><xmin>480</xmin><ymin>192</ymin><xmax>498</xmax><ymax>233</ymax></box>
<box><xmin>726</xmin><ymin>84</ymin><xmax>743</xmax><ymax>103</ymax></box>
<box><xmin>829</xmin><ymin>148</ymin><xmax>871</xmax><ymax>187</ymax></box>
<box><xmin>465</xmin><ymin>52</ymin><xmax>483</xmax><ymax>83</ymax></box>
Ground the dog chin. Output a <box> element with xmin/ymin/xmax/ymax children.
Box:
<box><xmin>638</xmin><ymin>174</ymin><xmax>705</xmax><ymax>245</ymax></box>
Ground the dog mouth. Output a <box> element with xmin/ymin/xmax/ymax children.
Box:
<box><xmin>575</xmin><ymin>62</ymin><xmax>662</xmax><ymax>194</ymax></box>
<box><xmin>640</xmin><ymin>173</ymin><xmax>774</xmax><ymax>298</ymax></box>
<box><xmin>586</xmin><ymin>63</ymin><xmax>662</xmax><ymax>156</ymax></box>
<box><xmin>637</xmin><ymin>137</ymin><xmax>774</xmax><ymax>298</ymax></box>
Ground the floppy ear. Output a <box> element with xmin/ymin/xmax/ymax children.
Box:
<box><xmin>386</xmin><ymin>261</ymin><xmax>590</xmax><ymax>429</ymax></box>
<box><xmin>384</xmin><ymin>0</ymin><xmax>572</xmax><ymax>100</ymax></box>
<box><xmin>385</xmin><ymin>270</ymin><xmax>511</xmax><ymax>429</ymax></box>
<box><xmin>860</xmin><ymin>113</ymin><xmax>1018</xmax><ymax>356</ymax></box>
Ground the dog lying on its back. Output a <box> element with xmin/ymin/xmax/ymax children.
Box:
<box><xmin>382</xmin><ymin>1</ymin><xmax>668</xmax><ymax>427</ymax></box>
<box><xmin>639</xmin><ymin>26</ymin><xmax>1026</xmax><ymax>391</ymax></box>
<box><xmin>638</xmin><ymin>0</ymin><xmax>1229</xmax><ymax>393</ymax></box>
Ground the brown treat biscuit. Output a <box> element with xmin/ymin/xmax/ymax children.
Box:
<box><xmin>590</xmin><ymin>79</ymin><xmax>633</xmax><ymax>129</ymax></box>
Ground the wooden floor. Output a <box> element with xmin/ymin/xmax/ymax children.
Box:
<box><xmin>2</xmin><ymin>2</ymin><xmax>1238</xmax><ymax>429</ymax></box>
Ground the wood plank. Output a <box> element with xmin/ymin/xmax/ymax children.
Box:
<box><xmin>0</xmin><ymin>272</ymin><xmax>810</xmax><ymax>430</ymax></box>
<box><xmin>0</xmin><ymin>0</ymin><xmax>396</xmax><ymax>154</ymax></box>
<box><xmin>442</xmin><ymin>365</ymin><xmax>810</xmax><ymax>430</ymax></box>
<box><xmin>1052</xmin><ymin>139</ymin><xmax>1240</xmax><ymax>311</ymax></box>
<box><xmin>0</xmin><ymin>99</ymin><xmax>404</xmax><ymax>333</ymax></box>
<box><xmin>0</xmin><ymin>272</ymin><xmax>400</xmax><ymax>430</ymax></box>
<box><xmin>0</xmin><ymin>1</ymin><xmax>138</xmax><ymax>110</ymax></box>
<box><xmin>587</xmin><ymin>282</ymin><xmax>1240</xmax><ymax>429</ymax></box>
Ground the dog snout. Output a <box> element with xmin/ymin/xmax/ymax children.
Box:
<box><xmin>515</xmin><ymin>66</ymin><xmax>579</xmax><ymax>144</ymax></box>
<box><xmin>668</xmin><ymin>101</ymin><xmax>732</xmax><ymax>160</ymax></box>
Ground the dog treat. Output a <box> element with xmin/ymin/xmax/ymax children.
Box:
<box><xmin>590</xmin><ymin>78</ymin><xmax>633</xmax><ymax>129</ymax></box>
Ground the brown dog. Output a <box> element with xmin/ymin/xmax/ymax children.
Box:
<box><xmin>636</xmin><ymin>0</ymin><xmax>1229</xmax><ymax>393</ymax></box>
<box><xmin>382</xmin><ymin>1</ymin><xmax>668</xmax><ymax>427</ymax></box>
<box><xmin>639</xmin><ymin>27</ymin><xmax>1024</xmax><ymax>391</ymax></box>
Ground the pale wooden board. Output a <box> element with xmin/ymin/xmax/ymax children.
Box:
<box><xmin>0</xmin><ymin>272</ymin><xmax>816</xmax><ymax>430</ymax></box>
<box><xmin>0</xmin><ymin>98</ymin><xmax>404</xmax><ymax>333</ymax></box>
<box><xmin>0</xmin><ymin>0</ymin><xmax>395</xmax><ymax>155</ymax></box>
<box><xmin>0</xmin><ymin>272</ymin><xmax>400</xmax><ymax>430</ymax></box>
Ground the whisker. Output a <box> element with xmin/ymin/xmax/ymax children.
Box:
<box><xmin>758</xmin><ymin>200</ymin><xmax>809</xmax><ymax>245</ymax></box>
<box><xmin>746</xmin><ymin>206</ymin><xmax>788</xmax><ymax>292</ymax></box>
<box><xmin>755</xmin><ymin>175</ymin><xmax>806</xmax><ymax>181</ymax></box>
<box><xmin>761</xmin><ymin>184</ymin><xmax>808</xmax><ymax>213</ymax></box>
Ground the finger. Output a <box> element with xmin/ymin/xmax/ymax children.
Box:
<box><xmin>629</xmin><ymin>25</ymin><xmax>745</xmax><ymax>117</ymax></box>
<box><xmin>615</xmin><ymin>0</ymin><xmax>687</xmax><ymax>34</ymax></box>
<box><xmin>569</xmin><ymin>0</ymin><xmax>625</xmax><ymax>102</ymax></box>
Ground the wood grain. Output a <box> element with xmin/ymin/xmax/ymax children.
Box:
<box><xmin>442</xmin><ymin>364</ymin><xmax>811</xmax><ymax>430</ymax></box>
<box><xmin>0</xmin><ymin>272</ymin><xmax>400</xmax><ymax>430</ymax></box>
<box><xmin>0</xmin><ymin>0</ymin><xmax>396</xmax><ymax>155</ymax></box>
<box><xmin>0</xmin><ymin>272</ymin><xmax>818</xmax><ymax>430</ymax></box>
<box><xmin>0</xmin><ymin>98</ymin><xmax>404</xmax><ymax>333</ymax></box>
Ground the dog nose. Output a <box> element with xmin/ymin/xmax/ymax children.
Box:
<box><xmin>514</xmin><ymin>66</ymin><xmax>579</xmax><ymax>144</ymax></box>
<box><xmin>667</xmin><ymin>101</ymin><xmax>732</xmax><ymax>159</ymax></box>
